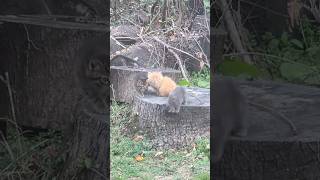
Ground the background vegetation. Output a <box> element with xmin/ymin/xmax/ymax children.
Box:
<box><xmin>213</xmin><ymin>1</ymin><xmax>320</xmax><ymax>86</ymax></box>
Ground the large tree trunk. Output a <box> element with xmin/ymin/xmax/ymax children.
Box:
<box><xmin>0</xmin><ymin>1</ymin><xmax>109</xmax><ymax>179</ymax></box>
<box><xmin>0</xmin><ymin>0</ymin><xmax>107</xmax><ymax>132</ymax></box>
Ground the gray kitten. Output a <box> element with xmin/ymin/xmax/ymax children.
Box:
<box><xmin>167</xmin><ymin>86</ymin><xmax>186</xmax><ymax>113</ymax></box>
<box><xmin>212</xmin><ymin>77</ymin><xmax>248</xmax><ymax>163</ymax></box>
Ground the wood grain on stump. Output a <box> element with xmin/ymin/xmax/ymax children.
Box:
<box><xmin>59</xmin><ymin>96</ymin><xmax>109</xmax><ymax>180</ymax></box>
<box><xmin>0</xmin><ymin>21</ymin><xmax>105</xmax><ymax>131</ymax></box>
<box><xmin>110</xmin><ymin>66</ymin><xmax>181</xmax><ymax>104</ymax></box>
<box><xmin>213</xmin><ymin>76</ymin><xmax>320</xmax><ymax>179</ymax></box>
<box><xmin>133</xmin><ymin>87</ymin><xmax>210</xmax><ymax>149</ymax></box>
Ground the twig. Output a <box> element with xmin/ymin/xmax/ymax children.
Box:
<box><xmin>40</xmin><ymin>0</ymin><xmax>52</xmax><ymax>15</ymax></box>
<box><xmin>0</xmin><ymin>75</ymin><xmax>5</xmax><ymax>84</ymax></box>
<box><xmin>167</xmin><ymin>48</ymin><xmax>189</xmax><ymax>82</ymax></box>
<box><xmin>191</xmin><ymin>36</ymin><xmax>209</xmax><ymax>67</ymax></box>
<box><xmin>217</xmin><ymin>0</ymin><xmax>252</xmax><ymax>64</ymax></box>
<box><xmin>23</xmin><ymin>25</ymin><xmax>40</xmax><ymax>50</ymax></box>
<box><xmin>0</xmin><ymin>15</ymin><xmax>108</xmax><ymax>31</ymax></box>
<box><xmin>110</xmin><ymin>35</ymin><xmax>126</xmax><ymax>49</ymax></box>
<box><xmin>5</xmin><ymin>73</ymin><xmax>18</xmax><ymax>132</ymax></box>
<box><xmin>2</xmin><ymin>72</ymin><xmax>22</xmax><ymax>153</ymax></box>
<box><xmin>152</xmin><ymin>36</ymin><xmax>202</xmax><ymax>63</ymax></box>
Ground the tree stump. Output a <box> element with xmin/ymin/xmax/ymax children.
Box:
<box><xmin>59</xmin><ymin>96</ymin><xmax>109</xmax><ymax>180</ymax></box>
<box><xmin>110</xmin><ymin>66</ymin><xmax>181</xmax><ymax>104</ymax></box>
<box><xmin>0</xmin><ymin>20</ymin><xmax>106</xmax><ymax>132</ymax></box>
<box><xmin>133</xmin><ymin>87</ymin><xmax>210</xmax><ymax>149</ymax></box>
<box><xmin>213</xmin><ymin>76</ymin><xmax>320</xmax><ymax>179</ymax></box>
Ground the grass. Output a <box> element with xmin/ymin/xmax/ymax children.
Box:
<box><xmin>110</xmin><ymin>100</ymin><xmax>210</xmax><ymax>179</ymax></box>
<box><xmin>0</xmin><ymin>126</ymin><xmax>65</xmax><ymax>179</ymax></box>
<box><xmin>0</xmin><ymin>66</ymin><xmax>211</xmax><ymax>179</ymax></box>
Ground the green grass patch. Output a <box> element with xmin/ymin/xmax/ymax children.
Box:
<box><xmin>110</xmin><ymin>102</ymin><xmax>210</xmax><ymax>179</ymax></box>
<box><xmin>178</xmin><ymin>67</ymin><xmax>210</xmax><ymax>89</ymax></box>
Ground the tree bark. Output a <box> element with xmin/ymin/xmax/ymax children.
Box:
<box><xmin>213</xmin><ymin>75</ymin><xmax>320</xmax><ymax>179</ymax></box>
<box><xmin>58</xmin><ymin>96</ymin><xmax>109</xmax><ymax>180</ymax></box>
<box><xmin>110</xmin><ymin>66</ymin><xmax>181</xmax><ymax>104</ymax></box>
<box><xmin>58</xmin><ymin>35</ymin><xmax>109</xmax><ymax>180</ymax></box>
<box><xmin>133</xmin><ymin>87</ymin><xmax>210</xmax><ymax>149</ymax></box>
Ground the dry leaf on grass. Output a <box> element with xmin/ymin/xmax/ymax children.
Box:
<box><xmin>154</xmin><ymin>151</ymin><xmax>163</xmax><ymax>157</ymax></box>
<box><xmin>135</xmin><ymin>155</ymin><xmax>144</xmax><ymax>162</ymax></box>
<box><xmin>133</xmin><ymin>135</ymin><xmax>144</xmax><ymax>142</ymax></box>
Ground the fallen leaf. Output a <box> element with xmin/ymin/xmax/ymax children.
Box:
<box><xmin>133</xmin><ymin>135</ymin><xmax>144</xmax><ymax>142</ymax></box>
<box><xmin>154</xmin><ymin>151</ymin><xmax>163</xmax><ymax>157</ymax></box>
<box><xmin>135</xmin><ymin>155</ymin><xmax>144</xmax><ymax>162</ymax></box>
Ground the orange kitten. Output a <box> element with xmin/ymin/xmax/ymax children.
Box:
<box><xmin>146</xmin><ymin>72</ymin><xmax>177</xmax><ymax>97</ymax></box>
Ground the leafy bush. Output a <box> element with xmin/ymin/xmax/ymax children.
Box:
<box><xmin>219</xmin><ymin>18</ymin><xmax>320</xmax><ymax>85</ymax></box>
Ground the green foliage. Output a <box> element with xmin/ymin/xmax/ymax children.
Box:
<box><xmin>193</xmin><ymin>172</ymin><xmax>210</xmax><ymax>180</ymax></box>
<box><xmin>177</xmin><ymin>79</ymin><xmax>191</xmax><ymax>87</ymax></box>
<box><xmin>217</xmin><ymin>57</ymin><xmax>261</xmax><ymax>79</ymax></box>
<box><xmin>203</xmin><ymin>0</ymin><xmax>210</xmax><ymax>12</ymax></box>
<box><xmin>0</xmin><ymin>129</ymin><xmax>65</xmax><ymax>179</ymax></box>
<box><xmin>250</xmin><ymin>19</ymin><xmax>320</xmax><ymax>85</ymax></box>
<box><xmin>279</xmin><ymin>62</ymin><xmax>313</xmax><ymax>83</ymax></box>
<box><xmin>194</xmin><ymin>138</ymin><xmax>209</xmax><ymax>159</ymax></box>
<box><xmin>189</xmin><ymin>67</ymin><xmax>210</xmax><ymax>88</ymax></box>
<box><xmin>110</xmin><ymin>103</ymin><xmax>209</xmax><ymax>179</ymax></box>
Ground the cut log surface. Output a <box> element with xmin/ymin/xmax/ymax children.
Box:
<box><xmin>213</xmin><ymin>76</ymin><xmax>320</xmax><ymax>179</ymax></box>
<box><xmin>110</xmin><ymin>66</ymin><xmax>181</xmax><ymax>104</ymax></box>
<box><xmin>133</xmin><ymin>87</ymin><xmax>210</xmax><ymax>149</ymax></box>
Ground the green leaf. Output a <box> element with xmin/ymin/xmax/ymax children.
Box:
<box><xmin>178</xmin><ymin>79</ymin><xmax>190</xmax><ymax>87</ymax></box>
<box><xmin>268</xmin><ymin>39</ymin><xmax>280</xmax><ymax>49</ymax></box>
<box><xmin>306</xmin><ymin>46</ymin><xmax>320</xmax><ymax>56</ymax></box>
<box><xmin>279</xmin><ymin>62</ymin><xmax>312</xmax><ymax>81</ymax></box>
<box><xmin>290</xmin><ymin>39</ymin><xmax>304</xmax><ymax>49</ymax></box>
<box><xmin>280</xmin><ymin>32</ymin><xmax>289</xmax><ymax>46</ymax></box>
<box><xmin>197</xmin><ymin>80</ymin><xmax>210</xmax><ymax>88</ymax></box>
<box><xmin>217</xmin><ymin>58</ymin><xmax>260</xmax><ymax>78</ymax></box>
